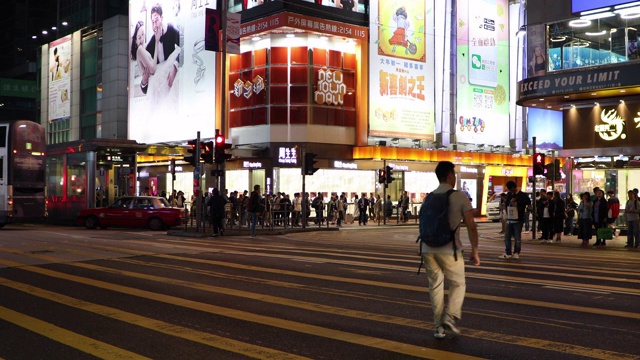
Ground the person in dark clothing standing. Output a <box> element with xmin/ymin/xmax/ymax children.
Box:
<box><xmin>207</xmin><ymin>188</ymin><xmax>227</xmax><ymax>237</ymax></box>
<box><xmin>592</xmin><ymin>189</ymin><xmax>609</xmax><ymax>247</ymax></box>
<box><xmin>552</xmin><ymin>191</ymin><xmax>566</xmax><ymax>242</ymax></box>
<box><xmin>537</xmin><ymin>189</ymin><xmax>552</xmax><ymax>243</ymax></box>
<box><xmin>358</xmin><ymin>193</ymin><xmax>369</xmax><ymax>225</ymax></box>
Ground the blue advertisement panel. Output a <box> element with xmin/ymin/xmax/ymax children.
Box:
<box><xmin>528</xmin><ymin>108</ymin><xmax>563</xmax><ymax>150</ymax></box>
<box><xmin>572</xmin><ymin>0</ymin><xmax>635</xmax><ymax>13</ymax></box>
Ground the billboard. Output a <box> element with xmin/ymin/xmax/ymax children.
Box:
<box><xmin>48</xmin><ymin>35</ymin><xmax>72</xmax><ymax>122</ymax></box>
<box><xmin>456</xmin><ymin>0</ymin><xmax>510</xmax><ymax>146</ymax></box>
<box><xmin>233</xmin><ymin>0</ymin><xmax>368</xmax><ymax>13</ymax></box>
<box><xmin>572</xmin><ymin>0</ymin><xmax>635</xmax><ymax>13</ymax></box>
<box><xmin>128</xmin><ymin>0</ymin><xmax>217</xmax><ymax>144</ymax></box>
<box><xmin>368</xmin><ymin>0</ymin><xmax>436</xmax><ymax>140</ymax></box>
<box><xmin>527</xmin><ymin>108</ymin><xmax>563</xmax><ymax>150</ymax></box>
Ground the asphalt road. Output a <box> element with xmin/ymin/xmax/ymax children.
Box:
<box><xmin>0</xmin><ymin>222</ymin><xmax>638</xmax><ymax>359</ymax></box>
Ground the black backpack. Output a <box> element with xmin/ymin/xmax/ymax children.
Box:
<box><xmin>416</xmin><ymin>189</ymin><xmax>459</xmax><ymax>273</ymax></box>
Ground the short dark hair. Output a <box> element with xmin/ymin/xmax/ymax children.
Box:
<box><xmin>435</xmin><ymin>161</ymin><xmax>455</xmax><ymax>183</ymax></box>
<box><xmin>506</xmin><ymin>181</ymin><xmax>517</xmax><ymax>190</ymax></box>
<box><xmin>151</xmin><ymin>3</ymin><xmax>163</xmax><ymax>16</ymax></box>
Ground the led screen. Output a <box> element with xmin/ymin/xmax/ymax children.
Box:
<box><xmin>456</xmin><ymin>0</ymin><xmax>510</xmax><ymax>146</ymax></box>
<box><xmin>572</xmin><ymin>0</ymin><xmax>634</xmax><ymax>13</ymax></box>
<box><xmin>527</xmin><ymin>107</ymin><xmax>563</xmax><ymax>150</ymax></box>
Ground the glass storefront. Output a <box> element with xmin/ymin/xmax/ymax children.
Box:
<box><xmin>547</xmin><ymin>14</ymin><xmax>640</xmax><ymax>72</ymax></box>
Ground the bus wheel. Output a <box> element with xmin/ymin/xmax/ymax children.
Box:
<box><xmin>84</xmin><ymin>216</ymin><xmax>99</xmax><ymax>229</ymax></box>
<box><xmin>0</xmin><ymin>223</ymin><xmax>5</xmax><ymax>229</ymax></box>
<box><xmin>148</xmin><ymin>217</ymin><xmax>164</xmax><ymax>231</ymax></box>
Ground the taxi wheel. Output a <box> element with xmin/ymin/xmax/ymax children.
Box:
<box><xmin>85</xmin><ymin>216</ymin><xmax>99</xmax><ymax>229</ymax></box>
<box><xmin>148</xmin><ymin>217</ymin><xmax>164</xmax><ymax>231</ymax></box>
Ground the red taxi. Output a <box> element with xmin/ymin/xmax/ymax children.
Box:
<box><xmin>77</xmin><ymin>196</ymin><xmax>185</xmax><ymax>230</ymax></box>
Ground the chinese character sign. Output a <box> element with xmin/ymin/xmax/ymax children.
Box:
<box><xmin>368</xmin><ymin>0</ymin><xmax>435</xmax><ymax>140</ymax></box>
<box><xmin>456</xmin><ymin>0</ymin><xmax>510</xmax><ymax>145</ymax></box>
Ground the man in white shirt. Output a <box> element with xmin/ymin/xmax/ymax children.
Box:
<box><xmin>421</xmin><ymin>161</ymin><xmax>480</xmax><ymax>339</ymax></box>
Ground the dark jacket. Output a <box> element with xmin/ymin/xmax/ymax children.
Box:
<box><xmin>146</xmin><ymin>23</ymin><xmax>181</xmax><ymax>65</ymax></box>
<box><xmin>248</xmin><ymin>191</ymin><xmax>262</xmax><ymax>213</ymax></box>
<box><xmin>207</xmin><ymin>194</ymin><xmax>226</xmax><ymax>219</ymax></box>
<box><xmin>506</xmin><ymin>191</ymin><xmax>531</xmax><ymax>223</ymax></box>
<box><xmin>537</xmin><ymin>195</ymin><xmax>550</xmax><ymax>219</ymax></box>
<box><xmin>592</xmin><ymin>196</ymin><xmax>609</xmax><ymax>225</ymax></box>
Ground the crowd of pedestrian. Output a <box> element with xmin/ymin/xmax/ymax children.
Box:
<box><xmin>497</xmin><ymin>185</ymin><xmax>634</xmax><ymax>258</ymax></box>
<box><xmin>160</xmin><ymin>187</ymin><xmax>415</xmax><ymax>237</ymax></box>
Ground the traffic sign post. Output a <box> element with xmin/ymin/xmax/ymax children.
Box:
<box><xmin>194</xmin><ymin>132</ymin><xmax>202</xmax><ymax>233</ymax></box>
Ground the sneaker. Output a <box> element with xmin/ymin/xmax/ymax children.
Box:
<box><xmin>512</xmin><ymin>253</ymin><xmax>520</xmax><ymax>259</ymax></box>
<box><xmin>210</xmin><ymin>233</ymin><xmax>218</xmax><ymax>237</ymax></box>
<box><xmin>498</xmin><ymin>253</ymin><xmax>512</xmax><ymax>259</ymax></box>
<box><xmin>434</xmin><ymin>326</ymin><xmax>446</xmax><ymax>339</ymax></box>
<box><xmin>442</xmin><ymin>314</ymin><xmax>460</xmax><ymax>335</ymax></box>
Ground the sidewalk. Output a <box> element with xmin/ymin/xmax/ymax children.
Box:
<box><xmin>490</xmin><ymin>229</ymin><xmax>636</xmax><ymax>251</ymax></box>
<box><xmin>168</xmin><ymin>217</ymin><xmax>419</xmax><ymax>238</ymax></box>
<box><xmin>168</xmin><ymin>216</ymin><xmax>495</xmax><ymax>238</ymax></box>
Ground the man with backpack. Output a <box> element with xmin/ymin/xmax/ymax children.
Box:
<box><xmin>500</xmin><ymin>181</ymin><xmax>531</xmax><ymax>259</ymax></box>
<box><xmin>418</xmin><ymin>161</ymin><xmax>480</xmax><ymax>340</ymax></box>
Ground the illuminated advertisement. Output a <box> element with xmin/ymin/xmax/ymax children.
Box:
<box><xmin>235</xmin><ymin>0</ymin><xmax>368</xmax><ymax>13</ymax></box>
<box><xmin>128</xmin><ymin>0</ymin><xmax>217</xmax><ymax>144</ymax></box>
<box><xmin>369</xmin><ymin>0</ymin><xmax>435</xmax><ymax>140</ymax></box>
<box><xmin>48</xmin><ymin>35</ymin><xmax>72</xmax><ymax>122</ymax></box>
<box><xmin>527</xmin><ymin>108</ymin><xmax>563</xmax><ymax>150</ymax></box>
<box><xmin>565</xmin><ymin>104</ymin><xmax>640</xmax><ymax>149</ymax></box>
<box><xmin>572</xmin><ymin>0</ymin><xmax>634</xmax><ymax>13</ymax></box>
<box><xmin>456</xmin><ymin>0</ymin><xmax>509</xmax><ymax>145</ymax></box>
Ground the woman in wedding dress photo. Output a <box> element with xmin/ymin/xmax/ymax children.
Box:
<box><xmin>131</xmin><ymin>21</ymin><xmax>181</xmax><ymax>101</ymax></box>
<box><xmin>130</xmin><ymin>20</ymin><xmax>180</xmax><ymax>115</ymax></box>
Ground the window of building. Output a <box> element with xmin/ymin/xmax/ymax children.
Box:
<box><xmin>547</xmin><ymin>15</ymin><xmax>640</xmax><ymax>72</ymax></box>
<box><xmin>48</xmin><ymin>118</ymin><xmax>70</xmax><ymax>144</ymax></box>
<box><xmin>80</xmin><ymin>28</ymin><xmax>102</xmax><ymax>140</ymax></box>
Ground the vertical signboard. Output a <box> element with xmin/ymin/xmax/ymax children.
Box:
<box><xmin>128</xmin><ymin>0</ymin><xmax>217</xmax><ymax>144</ymax></box>
<box><xmin>48</xmin><ymin>35</ymin><xmax>72</xmax><ymax>122</ymax></box>
<box><xmin>369</xmin><ymin>0</ymin><xmax>436</xmax><ymax>140</ymax></box>
<box><xmin>456</xmin><ymin>0</ymin><xmax>510</xmax><ymax>145</ymax></box>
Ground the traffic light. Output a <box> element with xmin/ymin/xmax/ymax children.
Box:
<box><xmin>304</xmin><ymin>152</ymin><xmax>319</xmax><ymax>175</ymax></box>
<box><xmin>214</xmin><ymin>133</ymin><xmax>232</xmax><ymax>164</ymax></box>
<box><xmin>544</xmin><ymin>159</ymin><xmax>561</xmax><ymax>181</ymax></box>
<box><xmin>533</xmin><ymin>153</ymin><xmax>545</xmax><ymax>176</ymax></box>
<box><xmin>385</xmin><ymin>165</ymin><xmax>394</xmax><ymax>184</ymax></box>
<box><xmin>183</xmin><ymin>140</ymin><xmax>198</xmax><ymax>166</ymax></box>
<box><xmin>378</xmin><ymin>168</ymin><xmax>386</xmax><ymax>184</ymax></box>
<box><xmin>201</xmin><ymin>141</ymin><xmax>214</xmax><ymax>164</ymax></box>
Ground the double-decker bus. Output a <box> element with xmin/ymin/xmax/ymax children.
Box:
<box><xmin>0</xmin><ymin>120</ymin><xmax>47</xmax><ymax>228</ymax></box>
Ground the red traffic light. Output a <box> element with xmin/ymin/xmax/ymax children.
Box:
<box><xmin>533</xmin><ymin>153</ymin><xmax>545</xmax><ymax>176</ymax></box>
<box><xmin>215</xmin><ymin>134</ymin><xmax>225</xmax><ymax>145</ymax></box>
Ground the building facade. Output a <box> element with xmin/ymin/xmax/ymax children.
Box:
<box><xmin>41</xmin><ymin>0</ymin><xmax>536</xmax><ymax>224</ymax></box>
<box><xmin>517</xmin><ymin>0</ymin><xmax>640</xmax><ymax>223</ymax></box>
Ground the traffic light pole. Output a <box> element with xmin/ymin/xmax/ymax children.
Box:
<box><xmin>195</xmin><ymin>132</ymin><xmax>202</xmax><ymax>233</ymax></box>
<box><xmin>383</xmin><ymin>159</ymin><xmax>387</xmax><ymax>225</ymax></box>
<box><xmin>302</xmin><ymin>147</ymin><xmax>307</xmax><ymax>229</ymax></box>
<box><xmin>532</xmin><ymin>136</ymin><xmax>537</xmax><ymax>240</ymax></box>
